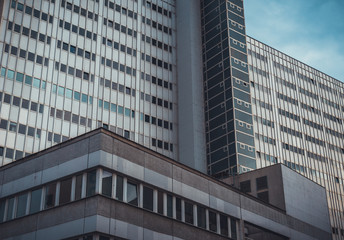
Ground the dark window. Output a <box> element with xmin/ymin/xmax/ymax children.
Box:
<box><xmin>33</xmin><ymin>9</ymin><xmax>40</xmax><ymax>18</ymax></box>
<box><xmin>4</xmin><ymin>93</ymin><xmax>12</xmax><ymax>103</ymax></box>
<box><xmin>10</xmin><ymin>46</ymin><xmax>17</xmax><ymax>55</ymax></box>
<box><xmin>27</xmin><ymin>127</ymin><xmax>35</xmax><ymax>137</ymax></box>
<box><xmin>127</xmin><ymin>181</ymin><xmax>138</xmax><ymax>206</ymax></box>
<box><xmin>72</xmin><ymin>25</ymin><xmax>78</xmax><ymax>33</ymax></box>
<box><xmin>22</xmin><ymin>99</ymin><xmax>29</xmax><ymax>109</ymax></box>
<box><xmin>44</xmin><ymin>183</ymin><xmax>56</xmax><ymax>209</ymax></box>
<box><xmin>142</xmin><ymin>186</ymin><xmax>153</xmax><ymax>211</ymax></box>
<box><xmin>19</xmin><ymin>49</ymin><xmax>26</xmax><ymax>58</ymax></box>
<box><xmin>176</xmin><ymin>197</ymin><xmax>182</xmax><ymax>220</ymax></box>
<box><xmin>257</xmin><ymin>191</ymin><xmax>269</xmax><ymax>203</ymax></box>
<box><xmin>12</xmin><ymin>96</ymin><xmax>20</xmax><ymax>106</ymax></box>
<box><xmin>6</xmin><ymin>148</ymin><xmax>14</xmax><ymax>159</ymax></box>
<box><xmin>240</xmin><ymin>180</ymin><xmax>251</xmax><ymax>193</ymax></box>
<box><xmin>22</xmin><ymin>27</ymin><xmax>29</xmax><ymax>36</ymax></box>
<box><xmin>41</xmin><ymin>12</ymin><xmax>48</xmax><ymax>21</ymax></box>
<box><xmin>28</xmin><ymin>52</ymin><xmax>35</xmax><ymax>61</ymax></box>
<box><xmin>59</xmin><ymin>178</ymin><xmax>72</xmax><ymax>204</ymax></box>
<box><xmin>184</xmin><ymin>201</ymin><xmax>193</xmax><ymax>224</ymax></box>
<box><xmin>0</xmin><ymin>119</ymin><xmax>8</xmax><ymax>129</ymax></box>
<box><xmin>101</xmin><ymin>171</ymin><xmax>112</xmax><ymax>197</ymax></box>
<box><xmin>14</xmin><ymin>24</ymin><xmax>21</xmax><ymax>33</ymax></box>
<box><xmin>25</xmin><ymin>6</ymin><xmax>32</xmax><ymax>15</ymax></box>
<box><xmin>116</xmin><ymin>175</ymin><xmax>123</xmax><ymax>201</ymax></box>
<box><xmin>256</xmin><ymin>176</ymin><xmax>268</xmax><ymax>190</ymax></box>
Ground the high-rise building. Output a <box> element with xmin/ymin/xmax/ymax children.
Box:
<box><xmin>0</xmin><ymin>0</ymin><xmax>343</xmax><ymax>238</ymax></box>
<box><xmin>247</xmin><ymin>36</ymin><xmax>344</xmax><ymax>239</ymax></box>
<box><xmin>199</xmin><ymin>0</ymin><xmax>343</xmax><ymax>238</ymax></box>
<box><xmin>0</xmin><ymin>0</ymin><xmax>178</xmax><ymax>166</ymax></box>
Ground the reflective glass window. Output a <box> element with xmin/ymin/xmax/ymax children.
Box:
<box><xmin>16</xmin><ymin>72</ymin><xmax>24</xmax><ymax>82</ymax></box>
<box><xmin>6</xmin><ymin>198</ymin><xmax>15</xmax><ymax>220</ymax></box>
<box><xmin>7</xmin><ymin>70</ymin><xmax>14</xmax><ymax>79</ymax></box>
<box><xmin>143</xmin><ymin>186</ymin><xmax>153</xmax><ymax>211</ymax></box>
<box><xmin>127</xmin><ymin>181</ymin><xmax>138</xmax><ymax>206</ymax></box>
<box><xmin>86</xmin><ymin>170</ymin><xmax>96</xmax><ymax>197</ymax></box>
<box><xmin>59</xmin><ymin>178</ymin><xmax>72</xmax><ymax>204</ymax></box>
<box><xmin>75</xmin><ymin>174</ymin><xmax>83</xmax><ymax>200</ymax></box>
<box><xmin>116</xmin><ymin>175</ymin><xmax>123</xmax><ymax>201</ymax></box>
<box><xmin>44</xmin><ymin>183</ymin><xmax>56</xmax><ymax>209</ymax></box>
<box><xmin>102</xmin><ymin>171</ymin><xmax>112</xmax><ymax>197</ymax></box>
<box><xmin>25</xmin><ymin>75</ymin><xmax>32</xmax><ymax>85</ymax></box>
<box><xmin>16</xmin><ymin>193</ymin><xmax>28</xmax><ymax>217</ymax></box>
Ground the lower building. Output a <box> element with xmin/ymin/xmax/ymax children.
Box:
<box><xmin>0</xmin><ymin>128</ymin><xmax>331</xmax><ymax>239</ymax></box>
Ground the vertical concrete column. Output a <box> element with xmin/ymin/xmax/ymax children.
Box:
<box><xmin>55</xmin><ymin>182</ymin><xmax>60</xmax><ymax>206</ymax></box>
<box><xmin>176</xmin><ymin>0</ymin><xmax>206</xmax><ymax>173</ymax></box>
<box><xmin>193</xmin><ymin>204</ymin><xmax>198</xmax><ymax>226</ymax></box>
<box><xmin>111</xmin><ymin>173</ymin><xmax>117</xmax><ymax>199</ymax></box>
<box><xmin>153</xmin><ymin>189</ymin><xmax>158</xmax><ymax>213</ymax></box>
<box><xmin>81</xmin><ymin>173</ymin><xmax>87</xmax><ymax>198</ymax></box>
<box><xmin>71</xmin><ymin>176</ymin><xmax>76</xmax><ymax>201</ymax></box>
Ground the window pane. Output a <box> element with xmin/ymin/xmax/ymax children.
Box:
<box><xmin>66</xmin><ymin>89</ymin><xmax>73</xmax><ymax>98</ymax></box>
<box><xmin>176</xmin><ymin>197</ymin><xmax>182</xmax><ymax>221</ymax></box>
<box><xmin>220</xmin><ymin>214</ymin><xmax>228</xmax><ymax>236</ymax></box>
<box><xmin>102</xmin><ymin>171</ymin><xmax>112</xmax><ymax>197</ymax></box>
<box><xmin>127</xmin><ymin>181</ymin><xmax>138</xmax><ymax>206</ymax></box>
<box><xmin>158</xmin><ymin>191</ymin><xmax>163</xmax><ymax>214</ymax></box>
<box><xmin>143</xmin><ymin>186</ymin><xmax>153</xmax><ymax>211</ymax></box>
<box><xmin>6</xmin><ymin>198</ymin><xmax>15</xmax><ymax>220</ymax></box>
<box><xmin>0</xmin><ymin>200</ymin><xmax>5</xmax><ymax>223</ymax></box>
<box><xmin>116</xmin><ymin>175</ymin><xmax>123</xmax><ymax>201</ymax></box>
<box><xmin>75</xmin><ymin>174</ymin><xmax>83</xmax><ymax>200</ymax></box>
<box><xmin>44</xmin><ymin>183</ymin><xmax>56</xmax><ymax>209</ymax></box>
<box><xmin>16</xmin><ymin>193</ymin><xmax>28</xmax><ymax>217</ymax></box>
<box><xmin>33</xmin><ymin>78</ymin><xmax>40</xmax><ymax>88</ymax></box>
<box><xmin>16</xmin><ymin>72</ymin><xmax>24</xmax><ymax>82</ymax></box>
<box><xmin>86</xmin><ymin>170</ymin><xmax>96</xmax><ymax>197</ymax></box>
<box><xmin>184</xmin><ymin>201</ymin><xmax>193</xmax><ymax>224</ymax></box>
<box><xmin>7</xmin><ymin>70</ymin><xmax>14</xmax><ymax>79</ymax></box>
<box><xmin>209</xmin><ymin>211</ymin><xmax>217</xmax><ymax>232</ymax></box>
<box><xmin>30</xmin><ymin>188</ymin><xmax>42</xmax><ymax>214</ymax></box>
<box><xmin>230</xmin><ymin>218</ymin><xmax>237</xmax><ymax>239</ymax></box>
<box><xmin>166</xmin><ymin>194</ymin><xmax>173</xmax><ymax>217</ymax></box>
<box><xmin>197</xmin><ymin>205</ymin><xmax>206</xmax><ymax>229</ymax></box>
<box><xmin>59</xmin><ymin>178</ymin><xmax>72</xmax><ymax>204</ymax></box>
<box><xmin>0</xmin><ymin>67</ymin><xmax>5</xmax><ymax>77</ymax></box>
<box><xmin>25</xmin><ymin>75</ymin><xmax>33</xmax><ymax>85</ymax></box>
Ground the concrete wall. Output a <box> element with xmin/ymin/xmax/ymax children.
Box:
<box><xmin>223</xmin><ymin>164</ymin><xmax>286</xmax><ymax>210</ymax></box>
<box><xmin>281</xmin><ymin>165</ymin><xmax>331</xmax><ymax>233</ymax></box>
<box><xmin>176</xmin><ymin>0</ymin><xmax>207</xmax><ymax>173</ymax></box>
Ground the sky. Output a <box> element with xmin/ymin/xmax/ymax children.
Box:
<box><xmin>244</xmin><ymin>0</ymin><xmax>344</xmax><ymax>82</ymax></box>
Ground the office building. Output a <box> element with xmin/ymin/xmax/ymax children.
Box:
<box><xmin>0</xmin><ymin>0</ymin><xmax>178</xmax><ymax>166</ymax></box>
<box><xmin>0</xmin><ymin>128</ymin><xmax>332</xmax><ymax>239</ymax></box>
<box><xmin>200</xmin><ymin>1</ymin><xmax>344</xmax><ymax>238</ymax></box>
<box><xmin>0</xmin><ymin>0</ymin><xmax>343</xmax><ymax>238</ymax></box>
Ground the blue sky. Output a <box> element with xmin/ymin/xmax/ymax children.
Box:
<box><xmin>244</xmin><ymin>0</ymin><xmax>344</xmax><ymax>81</ymax></box>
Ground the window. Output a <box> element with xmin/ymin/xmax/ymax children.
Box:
<box><xmin>86</xmin><ymin>170</ymin><xmax>97</xmax><ymax>197</ymax></box>
<box><xmin>240</xmin><ymin>180</ymin><xmax>251</xmax><ymax>193</ymax></box>
<box><xmin>197</xmin><ymin>205</ymin><xmax>206</xmax><ymax>228</ymax></box>
<box><xmin>9</xmin><ymin>122</ymin><xmax>17</xmax><ymax>132</ymax></box>
<box><xmin>143</xmin><ymin>186</ymin><xmax>153</xmax><ymax>211</ymax></box>
<box><xmin>16</xmin><ymin>193</ymin><xmax>28</xmax><ymax>217</ymax></box>
<box><xmin>15</xmin><ymin>72</ymin><xmax>24</xmax><ymax>82</ymax></box>
<box><xmin>116</xmin><ymin>175</ymin><xmax>124</xmax><ymax>201</ymax></box>
<box><xmin>13</xmin><ymin>97</ymin><xmax>20</xmax><ymax>107</ymax></box>
<box><xmin>158</xmin><ymin>191</ymin><xmax>164</xmax><ymax>214</ymax></box>
<box><xmin>44</xmin><ymin>183</ymin><xmax>56</xmax><ymax>209</ymax></box>
<box><xmin>209</xmin><ymin>210</ymin><xmax>217</xmax><ymax>232</ymax></box>
<box><xmin>6</xmin><ymin>198</ymin><xmax>15</xmax><ymax>220</ymax></box>
<box><xmin>102</xmin><ymin>171</ymin><xmax>112</xmax><ymax>197</ymax></box>
<box><xmin>59</xmin><ymin>178</ymin><xmax>72</xmax><ymax>204</ymax></box>
<box><xmin>256</xmin><ymin>176</ymin><xmax>268</xmax><ymax>190</ymax></box>
<box><xmin>7</xmin><ymin>69</ymin><xmax>14</xmax><ymax>80</ymax></box>
<box><xmin>75</xmin><ymin>174</ymin><xmax>83</xmax><ymax>200</ymax></box>
<box><xmin>166</xmin><ymin>194</ymin><xmax>173</xmax><ymax>217</ymax></box>
<box><xmin>127</xmin><ymin>181</ymin><xmax>138</xmax><ymax>206</ymax></box>
<box><xmin>184</xmin><ymin>201</ymin><xmax>193</xmax><ymax>224</ymax></box>
<box><xmin>220</xmin><ymin>214</ymin><xmax>228</xmax><ymax>236</ymax></box>
<box><xmin>28</xmin><ymin>188</ymin><xmax>41</xmax><ymax>214</ymax></box>
<box><xmin>257</xmin><ymin>191</ymin><xmax>269</xmax><ymax>203</ymax></box>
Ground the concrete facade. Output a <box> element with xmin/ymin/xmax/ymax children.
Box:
<box><xmin>0</xmin><ymin>128</ymin><xmax>331</xmax><ymax>240</ymax></box>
